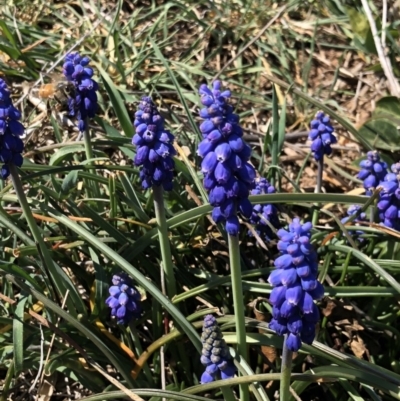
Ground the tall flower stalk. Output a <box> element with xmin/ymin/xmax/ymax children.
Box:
<box><xmin>249</xmin><ymin>177</ymin><xmax>280</xmax><ymax>241</ymax></box>
<box><xmin>376</xmin><ymin>163</ymin><xmax>400</xmax><ymax>231</ymax></box>
<box><xmin>0</xmin><ymin>79</ymin><xmax>24</xmax><ymax>179</ymax></box>
<box><xmin>0</xmin><ymin>79</ymin><xmax>67</xmax><ymax>300</ymax></box>
<box><xmin>200</xmin><ymin>315</ymin><xmax>236</xmax><ymax>383</ymax></box>
<box><xmin>105</xmin><ymin>272</ymin><xmax>142</xmax><ymax>324</ymax></box>
<box><xmin>308</xmin><ymin>111</ymin><xmax>336</xmax><ymax>225</ymax></box>
<box><xmin>341</xmin><ymin>205</ymin><xmax>367</xmax><ymax>241</ymax></box>
<box><xmin>132</xmin><ymin>96</ymin><xmax>177</xmax><ymax>298</ymax></box>
<box><xmin>62</xmin><ymin>52</ymin><xmax>99</xmax><ymax>199</ymax></box>
<box><xmin>268</xmin><ymin>218</ymin><xmax>324</xmax><ymax>400</ymax></box>
<box><xmin>279</xmin><ymin>335</ymin><xmax>293</xmax><ymax>401</ymax></box>
<box><xmin>62</xmin><ymin>53</ymin><xmax>98</xmax><ymax>133</ymax></box>
<box><xmin>197</xmin><ymin>81</ymin><xmax>255</xmax><ymax>401</ymax></box>
<box><xmin>357</xmin><ymin>150</ymin><xmax>388</xmax><ymax>222</ymax></box>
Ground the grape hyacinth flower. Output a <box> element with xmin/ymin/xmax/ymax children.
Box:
<box><xmin>377</xmin><ymin>163</ymin><xmax>400</xmax><ymax>231</ymax></box>
<box><xmin>308</xmin><ymin>111</ymin><xmax>336</xmax><ymax>161</ymax></box>
<box><xmin>105</xmin><ymin>273</ymin><xmax>142</xmax><ymax>325</ymax></box>
<box><xmin>62</xmin><ymin>52</ymin><xmax>98</xmax><ymax>132</ymax></box>
<box><xmin>197</xmin><ymin>81</ymin><xmax>256</xmax><ymax>235</ymax></box>
<box><xmin>357</xmin><ymin>151</ymin><xmax>388</xmax><ymax>196</ymax></box>
<box><xmin>200</xmin><ymin>314</ymin><xmax>236</xmax><ymax>383</ymax></box>
<box><xmin>268</xmin><ymin>218</ymin><xmax>324</xmax><ymax>351</ymax></box>
<box><xmin>249</xmin><ymin>177</ymin><xmax>280</xmax><ymax>240</ymax></box>
<box><xmin>341</xmin><ymin>205</ymin><xmax>367</xmax><ymax>239</ymax></box>
<box><xmin>0</xmin><ymin>79</ymin><xmax>24</xmax><ymax>179</ymax></box>
<box><xmin>132</xmin><ymin>97</ymin><xmax>176</xmax><ymax>191</ymax></box>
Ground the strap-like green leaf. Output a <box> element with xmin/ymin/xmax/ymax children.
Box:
<box><xmin>13</xmin><ymin>295</ymin><xmax>28</xmax><ymax>375</ymax></box>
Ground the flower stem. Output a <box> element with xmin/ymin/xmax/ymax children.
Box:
<box><xmin>153</xmin><ymin>185</ymin><xmax>177</xmax><ymax>299</ymax></box>
<box><xmin>270</xmin><ymin>84</ymin><xmax>279</xmax><ymax>188</ymax></box>
<box><xmin>83</xmin><ymin>122</ymin><xmax>94</xmax><ymax>163</ymax></box>
<box><xmin>128</xmin><ymin>322</ymin><xmax>155</xmax><ymax>386</ymax></box>
<box><xmin>83</xmin><ymin>120</ymin><xmax>101</xmax><ymax>201</ymax></box>
<box><xmin>228</xmin><ymin>234</ymin><xmax>249</xmax><ymax>401</ymax></box>
<box><xmin>316</xmin><ymin>157</ymin><xmax>323</xmax><ymax>194</ymax></box>
<box><xmin>0</xmin><ymin>359</ymin><xmax>13</xmax><ymax>401</ymax></box>
<box><xmin>9</xmin><ymin>164</ymin><xmax>63</xmax><ymax>299</ymax></box>
<box><xmin>369</xmin><ymin>205</ymin><xmax>374</xmax><ymax>223</ymax></box>
<box><xmin>312</xmin><ymin>156</ymin><xmax>324</xmax><ymax>226</ymax></box>
<box><xmin>221</xmin><ymin>386</ymin><xmax>237</xmax><ymax>401</ymax></box>
<box><xmin>279</xmin><ymin>335</ymin><xmax>293</xmax><ymax>401</ymax></box>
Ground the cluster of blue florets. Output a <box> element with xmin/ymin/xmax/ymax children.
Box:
<box><xmin>197</xmin><ymin>81</ymin><xmax>255</xmax><ymax>236</ymax></box>
<box><xmin>0</xmin><ymin>79</ymin><xmax>24</xmax><ymax>179</ymax></box>
<box><xmin>249</xmin><ymin>177</ymin><xmax>280</xmax><ymax>240</ymax></box>
<box><xmin>377</xmin><ymin>163</ymin><xmax>400</xmax><ymax>230</ymax></box>
<box><xmin>132</xmin><ymin>97</ymin><xmax>176</xmax><ymax>191</ymax></box>
<box><xmin>62</xmin><ymin>52</ymin><xmax>98</xmax><ymax>132</ymax></box>
<box><xmin>357</xmin><ymin>151</ymin><xmax>388</xmax><ymax>195</ymax></box>
<box><xmin>200</xmin><ymin>314</ymin><xmax>236</xmax><ymax>383</ymax></box>
<box><xmin>308</xmin><ymin>111</ymin><xmax>336</xmax><ymax>161</ymax></box>
<box><xmin>268</xmin><ymin>218</ymin><xmax>324</xmax><ymax>351</ymax></box>
<box><xmin>353</xmin><ymin>152</ymin><xmax>400</xmax><ymax>230</ymax></box>
<box><xmin>105</xmin><ymin>273</ymin><xmax>142</xmax><ymax>325</ymax></box>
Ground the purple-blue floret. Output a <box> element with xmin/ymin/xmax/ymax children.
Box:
<box><xmin>249</xmin><ymin>177</ymin><xmax>280</xmax><ymax>240</ymax></box>
<box><xmin>200</xmin><ymin>314</ymin><xmax>236</xmax><ymax>383</ymax></box>
<box><xmin>376</xmin><ymin>163</ymin><xmax>400</xmax><ymax>230</ymax></box>
<box><xmin>197</xmin><ymin>81</ymin><xmax>256</xmax><ymax>236</ymax></box>
<box><xmin>357</xmin><ymin>151</ymin><xmax>388</xmax><ymax>196</ymax></box>
<box><xmin>105</xmin><ymin>273</ymin><xmax>142</xmax><ymax>325</ymax></box>
<box><xmin>268</xmin><ymin>218</ymin><xmax>323</xmax><ymax>351</ymax></box>
<box><xmin>0</xmin><ymin>79</ymin><xmax>24</xmax><ymax>179</ymax></box>
<box><xmin>308</xmin><ymin>111</ymin><xmax>336</xmax><ymax>161</ymax></box>
<box><xmin>62</xmin><ymin>52</ymin><xmax>98</xmax><ymax>132</ymax></box>
<box><xmin>132</xmin><ymin>97</ymin><xmax>176</xmax><ymax>191</ymax></box>
<box><xmin>341</xmin><ymin>205</ymin><xmax>367</xmax><ymax>239</ymax></box>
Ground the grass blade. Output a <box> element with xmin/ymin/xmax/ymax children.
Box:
<box><xmin>13</xmin><ymin>295</ymin><xmax>28</xmax><ymax>375</ymax></box>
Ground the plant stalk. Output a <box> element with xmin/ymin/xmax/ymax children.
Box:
<box><xmin>279</xmin><ymin>335</ymin><xmax>293</xmax><ymax>401</ymax></box>
<box><xmin>316</xmin><ymin>157</ymin><xmax>323</xmax><ymax>195</ymax></box>
<box><xmin>153</xmin><ymin>185</ymin><xmax>177</xmax><ymax>299</ymax></box>
<box><xmin>9</xmin><ymin>164</ymin><xmax>61</xmax><ymax>298</ymax></box>
<box><xmin>128</xmin><ymin>322</ymin><xmax>155</xmax><ymax>385</ymax></box>
<box><xmin>0</xmin><ymin>359</ymin><xmax>14</xmax><ymax>401</ymax></box>
<box><xmin>82</xmin><ymin>119</ymin><xmax>101</xmax><ymax>200</ymax></box>
<box><xmin>369</xmin><ymin>205</ymin><xmax>374</xmax><ymax>223</ymax></box>
<box><xmin>221</xmin><ymin>386</ymin><xmax>237</xmax><ymax>401</ymax></box>
<box><xmin>83</xmin><ymin>123</ymin><xmax>94</xmax><ymax>163</ymax></box>
<box><xmin>312</xmin><ymin>156</ymin><xmax>323</xmax><ymax>226</ymax></box>
<box><xmin>270</xmin><ymin>84</ymin><xmax>279</xmax><ymax>187</ymax></box>
<box><xmin>228</xmin><ymin>234</ymin><xmax>249</xmax><ymax>401</ymax></box>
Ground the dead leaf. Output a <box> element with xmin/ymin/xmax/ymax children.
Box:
<box><xmin>37</xmin><ymin>376</ymin><xmax>56</xmax><ymax>401</ymax></box>
<box><xmin>322</xmin><ymin>299</ymin><xmax>336</xmax><ymax>317</ymax></box>
<box><xmin>350</xmin><ymin>337</ymin><xmax>366</xmax><ymax>359</ymax></box>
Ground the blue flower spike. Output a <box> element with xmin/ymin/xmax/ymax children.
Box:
<box><xmin>268</xmin><ymin>218</ymin><xmax>324</xmax><ymax>351</ymax></box>
<box><xmin>0</xmin><ymin>79</ymin><xmax>25</xmax><ymax>179</ymax></box>
<box><xmin>197</xmin><ymin>81</ymin><xmax>256</xmax><ymax>235</ymax></box>
<box><xmin>308</xmin><ymin>111</ymin><xmax>336</xmax><ymax>161</ymax></box>
<box><xmin>341</xmin><ymin>205</ymin><xmax>367</xmax><ymax>240</ymax></box>
<box><xmin>105</xmin><ymin>273</ymin><xmax>142</xmax><ymax>325</ymax></box>
<box><xmin>62</xmin><ymin>52</ymin><xmax>99</xmax><ymax>132</ymax></box>
<box><xmin>200</xmin><ymin>314</ymin><xmax>236</xmax><ymax>383</ymax></box>
<box><xmin>376</xmin><ymin>163</ymin><xmax>400</xmax><ymax>231</ymax></box>
<box><xmin>357</xmin><ymin>151</ymin><xmax>388</xmax><ymax>196</ymax></box>
<box><xmin>132</xmin><ymin>97</ymin><xmax>176</xmax><ymax>191</ymax></box>
<box><xmin>343</xmin><ymin>205</ymin><xmax>367</xmax><ymax>223</ymax></box>
<box><xmin>249</xmin><ymin>177</ymin><xmax>280</xmax><ymax>240</ymax></box>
